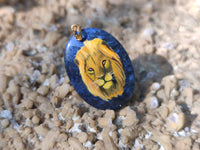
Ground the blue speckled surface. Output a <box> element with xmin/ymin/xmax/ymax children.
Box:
<box><xmin>64</xmin><ymin>28</ymin><xmax>135</xmax><ymax>110</ymax></box>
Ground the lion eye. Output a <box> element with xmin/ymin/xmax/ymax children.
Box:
<box><xmin>88</xmin><ymin>68</ymin><xmax>94</xmax><ymax>74</ymax></box>
<box><xmin>102</xmin><ymin>60</ymin><xmax>106</xmax><ymax>66</ymax></box>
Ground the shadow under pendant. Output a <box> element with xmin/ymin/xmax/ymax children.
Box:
<box><xmin>64</xmin><ymin>25</ymin><xmax>135</xmax><ymax>110</ymax></box>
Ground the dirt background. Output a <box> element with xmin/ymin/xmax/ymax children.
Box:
<box><xmin>0</xmin><ymin>0</ymin><xmax>200</xmax><ymax>150</ymax></box>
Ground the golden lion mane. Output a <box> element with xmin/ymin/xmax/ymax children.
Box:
<box><xmin>74</xmin><ymin>38</ymin><xmax>125</xmax><ymax>101</ymax></box>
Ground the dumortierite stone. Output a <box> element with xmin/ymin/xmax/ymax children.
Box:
<box><xmin>64</xmin><ymin>28</ymin><xmax>135</xmax><ymax>110</ymax></box>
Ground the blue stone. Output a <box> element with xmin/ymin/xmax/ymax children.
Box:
<box><xmin>64</xmin><ymin>27</ymin><xmax>135</xmax><ymax>110</ymax></box>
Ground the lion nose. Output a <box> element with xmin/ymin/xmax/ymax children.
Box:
<box><xmin>105</xmin><ymin>73</ymin><xmax>112</xmax><ymax>81</ymax></box>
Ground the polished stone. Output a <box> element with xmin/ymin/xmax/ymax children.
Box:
<box><xmin>64</xmin><ymin>28</ymin><xmax>135</xmax><ymax>110</ymax></box>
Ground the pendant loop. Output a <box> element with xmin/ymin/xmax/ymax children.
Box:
<box><xmin>71</xmin><ymin>24</ymin><xmax>82</xmax><ymax>41</ymax></box>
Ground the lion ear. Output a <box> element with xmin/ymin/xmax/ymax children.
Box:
<box><xmin>101</xmin><ymin>41</ymin><xmax>112</xmax><ymax>50</ymax></box>
<box><xmin>74</xmin><ymin>58</ymin><xmax>79</xmax><ymax>66</ymax></box>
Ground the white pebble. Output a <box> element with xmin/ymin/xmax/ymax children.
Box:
<box><xmin>184</xmin><ymin>127</ymin><xmax>190</xmax><ymax>132</ymax></box>
<box><xmin>145</xmin><ymin>131</ymin><xmax>152</xmax><ymax>139</ymax></box>
<box><xmin>133</xmin><ymin>139</ymin><xmax>144</xmax><ymax>149</ymax></box>
<box><xmin>83</xmin><ymin>141</ymin><xmax>92</xmax><ymax>148</ymax></box>
<box><xmin>69</xmin><ymin>123</ymin><xmax>82</xmax><ymax>133</ymax></box>
<box><xmin>178</xmin><ymin>130</ymin><xmax>186</xmax><ymax>137</ymax></box>
<box><xmin>152</xmin><ymin>82</ymin><xmax>161</xmax><ymax>91</ymax></box>
<box><xmin>142</xmin><ymin>28</ymin><xmax>155</xmax><ymax>38</ymax></box>
<box><xmin>168</xmin><ymin>113</ymin><xmax>178</xmax><ymax>123</ymax></box>
<box><xmin>59</xmin><ymin>77</ymin><xmax>65</xmax><ymax>85</ymax></box>
<box><xmin>58</xmin><ymin>112</ymin><xmax>65</xmax><ymax>121</ymax></box>
<box><xmin>151</xmin><ymin>97</ymin><xmax>159</xmax><ymax>108</ymax></box>
<box><xmin>0</xmin><ymin>110</ymin><xmax>12</xmax><ymax>119</ymax></box>
<box><xmin>87</xmin><ymin>126</ymin><xmax>96</xmax><ymax>133</ymax></box>
<box><xmin>109</xmin><ymin>131</ymin><xmax>112</xmax><ymax>136</ymax></box>
<box><xmin>13</xmin><ymin>122</ymin><xmax>22</xmax><ymax>133</ymax></box>
<box><xmin>72</xmin><ymin>113</ymin><xmax>80</xmax><ymax>121</ymax></box>
<box><xmin>162</xmin><ymin>42</ymin><xmax>174</xmax><ymax>50</ymax></box>
<box><xmin>31</xmin><ymin>70</ymin><xmax>41</xmax><ymax>81</ymax></box>
<box><xmin>43</xmin><ymin>79</ymin><xmax>49</xmax><ymax>86</ymax></box>
<box><xmin>6</xmin><ymin>42</ymin><xmax>14</xmax><ymax>51</ymax></box>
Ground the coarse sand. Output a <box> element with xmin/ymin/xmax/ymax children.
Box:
<box><xmin>0</xmin><ymin>0</ymin><xmax>200</xmax><ymax>149</ymax></box>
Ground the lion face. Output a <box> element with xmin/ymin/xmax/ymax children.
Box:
<box><xmin>74</xmin><ymin>38</ymin><xmax>125</xmax><ymax>101</ymax></box>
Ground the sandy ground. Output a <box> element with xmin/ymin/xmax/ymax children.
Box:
<box><xmin>0</xmin><ymin>0</ymin><xmax>200</xmax><ymax>149</ymax></box>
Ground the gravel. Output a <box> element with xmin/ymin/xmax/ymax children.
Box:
<box><xmin>0</xmin><ymin>0</ymin><xmax>200</xmax><ymax>149</ymax></box>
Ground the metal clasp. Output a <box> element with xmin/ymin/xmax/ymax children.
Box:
<box><xmin>71</xmin><ymin>24</ymin><xmax>82</xmax><ymax>41</ymax></box>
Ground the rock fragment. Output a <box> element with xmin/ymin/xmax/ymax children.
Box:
<box><xmin>0</xmin><ymin>74</ymin><xmax>9</xmax><ymax>93</ymax></box>
<box><xmin>68</xmin><ymin>137</ymin><xmax>85</xmax><ymax>150</ymax></box>
<box><xmin>101</xmin><ymin>128</ymin><xmax>118</xmax><ymax>150</ymax></box>
<box><xmin>119</xmin><ymin>106</ymin><xmax>139</xmax><ymax>127</ymax></box>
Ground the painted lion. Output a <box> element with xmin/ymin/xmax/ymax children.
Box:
<box><xmin>74</xmin><ymin>38</ymin><xmax>126</xmax><ymax>101</ymax></box>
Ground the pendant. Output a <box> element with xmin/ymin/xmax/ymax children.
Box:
<box><xmin>64</xmin><ymin>25</ymin><xmax>135</xmax><ymax>110</ymax></box>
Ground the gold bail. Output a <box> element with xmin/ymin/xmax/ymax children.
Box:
<box><xmin>71</xmin><ymin>24</ymin><xmax>82</xmax><ymax>41</ymax></box>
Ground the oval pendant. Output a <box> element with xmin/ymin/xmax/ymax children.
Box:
<box><xmin>64</xmin><ymin>25</ymin><xmax>135</xmax><ymax>110</ymax></box>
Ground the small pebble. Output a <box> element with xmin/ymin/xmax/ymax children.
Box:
<box><xmin>142</xmin><ymin>27</ymin><xmax>155</xmax><ymax>41</ymax></box>
<box><xmin>31</xmin><ymin>70</ymin><xmax>41</xmax><ymax>82</ymax></box>
<box><xmin>162</xmin><ymin>42</ymin><xmax>174</xmax><ymax>50</ymax></box>
<box><xmin>65</xmin><ymin>119</ymin><xmax>73</xmax><ymax>130</ymax></box>
<box><xmin>104</xmin><ymin>110</ymin><xmax>115</xmax><ymax>120</ymax></box>
<box><xmin>142</xmin><ymin>2</ymin><xmax>153</xmax><ymax>14</ymax></box>
<box><xmin>27</xmin><ymin>92</ymin><xmax>38</xmax><ymax>101</ymax></box>
<box><xmin>34</xmin><ymin>125</ymin><xmax>49</xmax><ymax>137</ymax></box>
<box><xmin>167</xmin><ymin>112</ymin><xmax>185</xmax><ymax>132</ymax></box>
<box><xmin>55</xmin><ymin>83</ymin><xmax>71</xmax><ymax>99</ymax></box>
<box><xmin>39</xmin><ymin>101</ymin><xmax>54</xmax><ymax>114</ymax></box>
<box><xmin>45</xmin><ymin>31</ymin><xmax>62</xmax><ymax>47</ymax></box>
<box><xmin>0</xmin><ymin>74</ymin><xmax>9</xmax><ymax>93</ymax></box>
<box><xmin>32</xmin><ymin>116</ymin><xmax>40</xmax><ymax>125</ymax></box>
<box><xmin>21</xmin><ymin>127</ymin><xmax>32</xmax><ymax>137</ymax></box>
<box><xmin>38</xmin><ymin>75</ymin><xmax>46</xmax><ymax>84</ymax></box>
<box><xmin>68</xmin><ymin>137</ymin><xmax>85</xmax><ymax>150</ymax></box>
<box><xmin>7</xmin><ymin>80</ymin><xmax>21</xmax><ymax>104</ymax></box>
<box><xmin>49</xmin><ymin>74</ymin><xmax>59</xmax><ymax>89</ymax></box>
<box><xmin>87</xmin><ymin>132</ymin><xmax>95</xmax><ymax>143</ymax></box>
<box><xmin>37</xmin><ymin>86</ymin><xmax>49</xmax><ymax>96</ymax></box>
<box><xmin>101</xmin><ymin>128</ymin><xmax>118</xmax><ymax>150</ymax></box>
<box><xmin>78</xmin><ymin>132</ymin><xmax>88</xmax><ymax>143</ymax></box>
<box><xmin>6</xmin><ymin>42</ymin><xmax>14</xmax><ymax>51</ymax></box>
<box><xmin>162</xmin><ymin>75</ymin><xmax>178</xmax><ymax>99</ymax></box>
<box><xmin>152</xmin><ymin>130</ymin><xmax>172</xmax><ymax>150</ymax></box>
<box><xmin>0</xmin><ymin>109</ymin><xmax>12</xmax><ymax>119</ymax></box>
<box><xmin>151</xmin><ymin>82</ymin><xmax>161</xmax><ymax>92</ymax></box>
<box><xmin>121</xmin><ymin>127</ymin><xmax>136</xmax><ymax>145</ymax></box>
<box><xmin>21</xmin><ymin>99</ymin><xmax>34</xmax><ymax>109</ymax></box>
<box><xmin>121</xmin><ymin>135</ymin><xmax>129</xmax><ymax>145</ymax></box>
<box><xmin>158</xmin><ymin>106</ymin><xmax>169</xmax><ymax>119</ymax></box>
<box><xmin>170</xmin><ymin>89</ymin><xmax>179</xmax><ymax>100</ymax></box>
<box><xmin>157</xmin><ymin>89</ymin><xmax>167</xmax><ymax>102</ymax></box>
<box><xmin>95</xmin><ymin>141</ymin><xmax>105</xmax><ymax>150</ymax></box>
<box><xmin>53</xmin><ymin>112</ymin><xmax>62</xmax><ymax>127</ymax></box>
<box><xmin>192</xmin><ymin>142</ymin><xmax>200</xmax><ymax>150</ymax></box>
<box><xmin>119</xmin><ymin>107</ymin><xmax>139</xmax><ymax>127</ymax></box>
<box><xmin>180</xmin><ymin>87</ymin><xmax>193</xmax><ymax>107</ymax></box>
<box><xmin>40</xmin><ymin>130</ymin><xmax>60</xmax><ymax>150</ymax></box>
<box><xmin>2</xmin><ymin>92</ymin><xmax>12</xmax><ymax>109</ymax></box>
<box><xmin>174</xmin><ymin>137</ymin><xmax>192</xmax><ymax>150</ymax></box>
<box><xmin>98</xmin><ymin>117</ymin><xmax>112</xmax><ymax>128</ymax></box>
<box><xmin>1</xmin><ymin>118</ymin><xmax>10</xmax><ymax>128</ymax></box>
<box><xmin>144</xmin><ymin>96</ymin><xmax>159</xmax><ymax>109</ymax></box>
